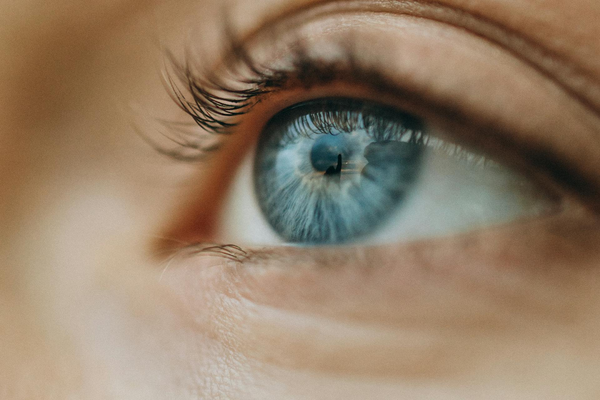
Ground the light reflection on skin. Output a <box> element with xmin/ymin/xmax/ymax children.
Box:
<box><xmin>1</xmin><ymin>0</ymin><xmax>600</xmax><ymax>399</ymax></box>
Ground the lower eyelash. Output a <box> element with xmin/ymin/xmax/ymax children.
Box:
<box><xmin>164</xmin><ymin>243</ymin><xmax>249</xmax><ymax>265</ymax></box>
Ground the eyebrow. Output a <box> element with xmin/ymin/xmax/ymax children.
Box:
<box><xmin>228</xmin><ymin>0</ymin><xmax>600</xmax><ymax>121</ymax></box>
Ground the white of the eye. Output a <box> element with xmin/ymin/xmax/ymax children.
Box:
<box><xmin>368</xmin><ymin>144</ymin><xmax>553</xmax><ymax>244</ymax></box>
<box><xmin>217</xmin><ymin>148</ymin><xmax>284</xmax><ymax>245</ymax></box>
<box><xmin>217</xmin><ymin>141</ymin><xmax>553</xmax><ymax>246</ymax></box>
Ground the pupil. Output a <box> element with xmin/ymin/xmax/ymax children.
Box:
<box><xmin>310</xmin><ymin>134</ymin><xmax>353</xmax><ymax>172</ymax></box>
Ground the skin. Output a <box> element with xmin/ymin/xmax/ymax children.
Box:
<box><xmin>1</xmin><ymin>0</ymin><xmax>600</xmax><ymax>399</ymax></box>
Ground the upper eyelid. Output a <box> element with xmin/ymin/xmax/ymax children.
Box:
<box><xmin>159</xmin><ymin>0</ymin><xmax>600</xmax><ymax>161</ymax></box>
<box><xmin>223</xmin><ymin>0</ymin><xmax>600</xmax><ymax>121</ymax></box>
<box><xmin>162</xmin><ymin>0</ymin><xmax>600</xmax><ymax>140</ymax></box>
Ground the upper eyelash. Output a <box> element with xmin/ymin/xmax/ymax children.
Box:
<box><xmin>160</xmin><ymin>34</ymin><xmax>394</xmax><ymax>161</ymax></box>
<box><xmin>164</xmin><ymin>48</ymin><xmax>266</xmax><ymax>135</ymax></box>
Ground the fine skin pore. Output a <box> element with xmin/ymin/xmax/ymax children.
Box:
<box><xmin>1</xmin><ymin>0</ymin><xmax>600</xmax><ymax>399</ymax></box>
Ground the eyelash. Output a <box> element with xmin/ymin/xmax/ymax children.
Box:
<box><xmin>160</xmin><ymin>35</ymin><xmax>400</xmax><ymax>162</ymax></box>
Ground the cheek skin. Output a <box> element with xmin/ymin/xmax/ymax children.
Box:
<box><xmin>160</xmin><ymin>211</ymin><xmax>600</xmax><ymax>398</ymax></box>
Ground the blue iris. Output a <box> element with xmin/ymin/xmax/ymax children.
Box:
<box><xmin>254</xmin><ymin>98</ymin><xmax>426</xmax><ymax>244</ymax></box>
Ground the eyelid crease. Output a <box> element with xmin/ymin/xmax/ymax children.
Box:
<box><xmin>230</xmin><ymin>0</ymin><xmax>600</xmax><ymax>123</ymax></box>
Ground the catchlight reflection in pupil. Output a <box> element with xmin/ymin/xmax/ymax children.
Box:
<box><xmin>254</xmin><ymin>98</ymin><xmax>426</xmax><ymax>244</ymax></box>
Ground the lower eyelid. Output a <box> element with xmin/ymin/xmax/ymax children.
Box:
<box><xmin>232</xmin><ymin>208</ymin><xmax>593</xmax><ymax>273</ymax></box>
<box><xmin>160</xmin><ymin>212</ymin><xmax>600</xmax><ymax>377</ymax></box>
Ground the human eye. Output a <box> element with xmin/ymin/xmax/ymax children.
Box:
<box><xmin>154</xmin><ymin>2</ymin><xmax>599</xmax><ymax>251</ymax></box>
